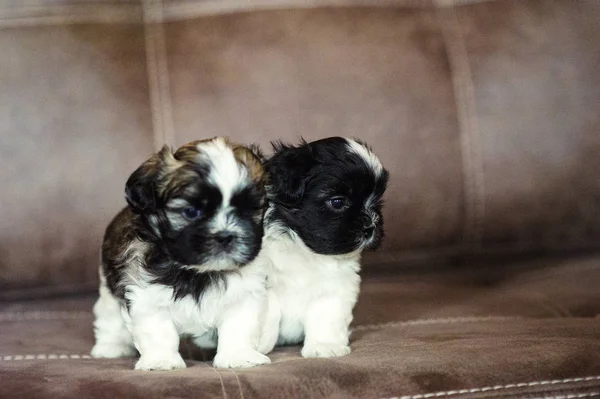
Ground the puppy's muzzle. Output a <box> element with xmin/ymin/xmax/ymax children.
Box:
<box><xmin>214</xmin><ymin>231</ymin><xmax>237</xmax><ymax>251</ymax></box>
<box><xmin>363</xmin><ymin>225</ymin><xmax>376</xmax><ymax>238</ymax></box>
<box><xmin>361</xmin><ymin>214</ymin><xmax>376</xmax><ymax>238</ymax></box>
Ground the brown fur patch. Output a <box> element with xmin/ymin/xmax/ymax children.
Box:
<box><xmin>230</xmin><ymin>144</ymin><xmax>265</xmax><ymax>184</ymax></box>
<box><xmin>172</xmin><ymin>138</ymin><xmax>216</xmax><ymax>163</ymax></box>
<box><xmin>172</xmin><ymin>137</ymin><xmax>265</xmax><ymax>185</ymax></box>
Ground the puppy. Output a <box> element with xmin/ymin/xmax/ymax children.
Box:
<box><xmin>257</xmin><ymin>137</ymin><xmax>389</xmax><ymax>358</ymax></box>
<box><xmin>91</xmin><ymin>137</ymin><xmax>271</xmax><ymax>370</ymax></box>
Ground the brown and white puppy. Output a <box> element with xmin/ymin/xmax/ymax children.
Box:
<box><xmin>91</xmin><ymin>137</ymin><xmax>270</xmax><ymax>370</ymax></box>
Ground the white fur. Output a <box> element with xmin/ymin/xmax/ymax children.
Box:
<box><xmin>166</xmin><ymin>198</ymin><xmax>191</xmax><ymax>209</ymax></box>
<box><xmin>346</xmin><ymin>138</ymin><xmax>384</xmax><ymax>177</ymax></box>
<box><xmin>257</xmin><ymin>226</ymin><xmax>361</xmax><ymax>358</ymax></box>
<box><xmin>197</xmin><ymin>138</ymin><xmax>247</xmax><ymax>205</ymax></box>
<box><xmin>92</xmin><ymin>246</ymin><xmax>271</xmax><ymax>370</ymax></box>
<box><xmin>91</xmin><ymin>267</ymin><xmax>137</xmax><ymax>359</ymax></box>
<box><xmin>197</xmin><ymin>139</ymin><xmax>247</xmax><ymax>236</ymax></box>
<box><xmin>117</xmin><ymin>240</ymin><xmax>152</xmax><ymax>289</ymax></box>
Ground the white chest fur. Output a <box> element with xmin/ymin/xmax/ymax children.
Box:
<box><xmin>258</xmin><ymin>230</ymin><xmax>362</xmax><ymax>357</ymax></box>
<box><xmin>92</xmin><ymin>259</ymin><xmax>271</xmax><ymax>370</ymax></box>
<box><xmin>124</xmin><ymin>263</ymin><xmax>267</xmax><ymax>338</ymax></box>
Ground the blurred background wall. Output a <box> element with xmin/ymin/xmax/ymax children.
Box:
<box><xmin>1</xmin><ymin>0</ymin><xmax>599</xmax><ymax>299</ymax></box>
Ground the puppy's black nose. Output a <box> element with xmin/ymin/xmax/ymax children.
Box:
<box><xmin>361</xmin><ymin>214</ymin><xmax>371</xmax><ymax>225</ymax></box>
<box><xmin>215</xmin><ymin>232</ymin><xmax>235</xmax><ymax>248</ymax></box>
<box><xmin>363</xmin><ymin>225</ymin><xmax>375</xmax><ymax>236</ymax></box>
<box><xmin>362</xmin><ymin>214</ymin><xmax>375</xmax><ymax>235</ymax></box>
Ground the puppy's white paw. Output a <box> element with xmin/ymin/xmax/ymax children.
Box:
<box><xmin>213</xmin><ymin>348</ymin><xmax>271</xmax><ymax>369</ymax></box>
<box><xmin>301</xmin><ymin>343</ymin><xmax>351</xmax><ymax>358</ymax></box>
<box><xmin>134</xmin><ymin>353</ymin><xmax>186</xmax><ymax>371</ymax></box>
<box><xmin>91</xmin><ymin>343</ymin><xmax>137</xmax><ymax>358</ymax></box>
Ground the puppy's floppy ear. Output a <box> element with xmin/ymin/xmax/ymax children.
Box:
<box><xmin>265</xmin><ymin>140</ymin><xmax>313</xmax><ymax>208</ymax></box>
<box><xmin>230</xmin><ymin>143</ymin><xmax>266</xmax><ymax>184</ymax></box>
<box><xmin>125</xmin><ymin>145</ymin><xmax>176</xmax><ymax>214</ymax></box>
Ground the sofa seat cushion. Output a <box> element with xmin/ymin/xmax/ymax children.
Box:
<box><xmin>1</xmin><ymin>253</ymin><xmax>599</xmax><ymax>398</ymax></box>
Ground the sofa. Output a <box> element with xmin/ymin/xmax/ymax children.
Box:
<box><xmin>1</xmin><ymin>0</ymin><xmax>599</xmax><ymax>397</ymax></box>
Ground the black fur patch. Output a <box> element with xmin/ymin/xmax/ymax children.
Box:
<box><xmin>145</xmin><ymin>247</ymin><xmax>227</xmax><ymax>301</ymax></box>
<box><xmin>101</xmin><ymin>208</ymin><xmax>228</xmax><ymax>302</ymax></box>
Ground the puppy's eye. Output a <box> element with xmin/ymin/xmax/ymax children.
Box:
<box><xmin>182</xmin><ymin>207</ymin><xmax>202</xmax><ymax>221</ymax></box>
<box><xmin>326</xmin><ymin>197</ymin><xmax>350</xmax><ymax>212</ymax></box>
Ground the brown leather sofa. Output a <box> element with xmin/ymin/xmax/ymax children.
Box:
<box><xmin>1</xmin><ymin>0</ymin><xmax>599</xmax><ymax>398</ymax></box>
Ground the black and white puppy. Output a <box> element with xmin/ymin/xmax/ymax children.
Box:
<box><xmin>91</xmin><ymin>137</ymin><xmax>271</xmax><ymax>370</ymax></box>
<box><xmin>257</xmin><ymin>137</ymin><xmax>389</xmax><ymax>357</ymax></box>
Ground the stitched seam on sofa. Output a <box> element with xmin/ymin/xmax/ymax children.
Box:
<box><xmin>0</xmin><ymin>311</ymin><xmax>92</xmax><ymax>322</ymax></box>
<box><xmin>0</xmin><ymin>4</ymin><xmax>142</xmax><ymax>26</ymax></box>
<box><xmin>1</xmin><ymin>354</ymin><xmax>93</xmax><ymax>361</ymax></box>
<box><xmin>143</xmin><ymin>0</ymin><xmax>175</xmax><ymax>150</ymax></box>
<box><xmin>389</xmin><ymin>376</ymin><xmax>600</xmax><ymax>399</ymax></box>
<box><xmin>353</xmin><ymin>316</ymin><xmax>525</xmax><ymax>332</ymax></box>
<box><xmin>212</xmin><ymin>367</ymin><xmax>228</xmax><ymax>399</ymax></box>
<box><xmin>5</xmin><ymin>313</ymin><xmax>593</xmax><ymax>330</ymax></box>
<box><xmin>436</xmin><ymin>5</ymin><xmax>485</xmax><ymax>249</ymax></box>
<box><xmin>229</xmin><ymin>369</ymin><xmax>246</xmax><ymax>399</ymax></box>
<box><xmin>530</xmin><ymin>392</ymin><xmax>600</xmax><ymax>399</ymax></box>
<box><xmin>0</xmin><ymin>312</ymin><xmax>524</xmax><ymax>326</ymax></box>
